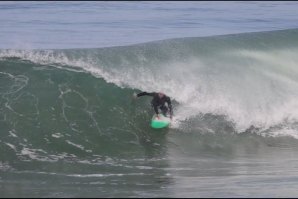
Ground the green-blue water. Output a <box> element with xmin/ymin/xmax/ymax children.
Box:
<box><xmin>1</xmin><ymin>29</ymin><xmax>298</xmax><ymax>197</ymax></box>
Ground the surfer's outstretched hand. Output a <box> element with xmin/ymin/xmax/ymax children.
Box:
<box><xmin>132</xmin><ymin>92</ymin><xmax>138</xmax><ymax>100</ymax></box>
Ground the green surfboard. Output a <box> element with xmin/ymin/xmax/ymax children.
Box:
<box><xmin>151</xmin><ymin>114</ymin><xmax>171</xmax><ymax>129</ymax></box>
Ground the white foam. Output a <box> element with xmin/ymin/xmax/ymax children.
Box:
<box><xmin>5</xmin><ymin>143</ymin><xmax>16</xmax><ymax>151</ymax></box>
<box><xmin>3</xmin><ymin>47</ymin><xmax>298</xmax><ymax>135</ymax></box>
<box><xmin>262</xmin><ymin>127</ymin><xmax>298</xmax><ymax>139</ymax></box>
<box><xmin>51</xmin><ymin>133</ymin><xmax>64</xmax><ymax>138</ymax></box>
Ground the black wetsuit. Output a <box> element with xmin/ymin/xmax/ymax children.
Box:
<box><xmin>137</xmin><ymin>92</ymin><xmax>173</xmax><ymax>116</ymax></box>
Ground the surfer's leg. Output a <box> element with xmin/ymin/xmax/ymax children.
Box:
<box><xmin>160</xmin><ymin>105</ymin><xmax>168</xmax><ymax>116</ymax></box>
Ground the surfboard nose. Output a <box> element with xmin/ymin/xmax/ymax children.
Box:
<box><xmin>151</xmin><ymin>114</ymin><xmax>170</xmax><ymax>129</ymax></box>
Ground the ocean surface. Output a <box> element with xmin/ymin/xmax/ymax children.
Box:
<box><xmin>1</xmin><ymin>1</ymin><xmax>298</xmax><ymax>198</ymax></box>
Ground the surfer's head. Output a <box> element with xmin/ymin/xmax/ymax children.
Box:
<box><xmin>158</xmin><ymin>92</ymin><xmax>165</xmax><ymax>98</ymax></box>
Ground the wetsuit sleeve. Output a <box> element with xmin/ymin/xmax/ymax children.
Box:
<box><xmin>152</xmin><ymin>103</ymin><xmax>159</xmax><ymax>115</ymax></box>
<box><xmin>137</xmin><ymin>92</ymin><xmax>159</xmax><ymax>114</ymax></box>
<box><xmin>136</xmin><ymin>92</ymin><xmax>155</xmax><ymax>97</ymax></box>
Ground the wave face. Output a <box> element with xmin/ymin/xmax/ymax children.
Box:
<box><xmin>1</xmin><ymin>29</ymin><xmax>298</xmax><ymax>197</ymax></box>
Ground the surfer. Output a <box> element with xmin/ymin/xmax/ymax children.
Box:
<box><xmin>133</xmin><ymin>91</ymin><xmax>173</xmax><ymax>119</ymax></box>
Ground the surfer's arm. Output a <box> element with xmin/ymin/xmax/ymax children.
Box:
<box><xmin>136</xmin><ymin>92</ymin><xmax>155</xmax><ymax>97</ymax></box>
<box><xmin>152</xmin><ymin>103</ymin><xmax>159</xmax><ymax>115</ymax></box>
